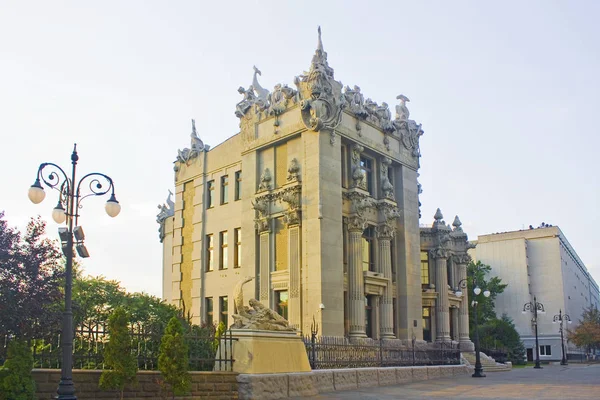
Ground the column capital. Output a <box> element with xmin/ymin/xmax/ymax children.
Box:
<box><xmin>430</xmin><ymin>247</ymin><xmax>451</xmax><ymax>260</ymax></box>
<box><xmin>344</xmin><ymin>215</ymin><xmax>367</xmax><ymax>232</ymax></box>
<box><xmin>376</xmin><ymin>223</ymin><xmax>395</xmax><ymax>240</ymax></box>
<box><xmin>255</xmin><ymin>217</ymin><xmax>272</xmax><ymax>233</ymax></box>
<box><xmin>452</xmin><ymin>253</ymin><xmax>471</xmax><ymax>265</ymax></box>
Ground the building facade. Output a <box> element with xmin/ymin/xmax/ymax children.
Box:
<box><xmin>419</xmin><ymin>210</ymin><xmax>474</xmax><ymax>350</ymax></box>
<box><xmin>471</xmin><ymin>226</ymin><xmax>600</xmax><ymax>361</ymax></box>
<box><xmin>157</xmin><ymin>31</ymin><xmax>470</xmax><ymax>344</ymax></box>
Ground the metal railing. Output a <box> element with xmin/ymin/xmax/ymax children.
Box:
<box><xmin>304</xmin><ymin>335</ymin><xmax>460</xmax><ymax>369</ymax></box>
<box><xmin>2</xmin><ymin>323</ymin><xmax>236</xmax><ymax>372</ymax></box>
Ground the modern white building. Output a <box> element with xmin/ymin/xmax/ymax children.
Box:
<box><xmin>471</xmin><ymin>225</ymin><xmax>599</xmax><ymax>362</ymax></box>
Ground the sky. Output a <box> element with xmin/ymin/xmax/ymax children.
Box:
<box><xmin>1</xmin><ymin>1</ymin><xmax>599</xmax><ymax>297</ymax></box>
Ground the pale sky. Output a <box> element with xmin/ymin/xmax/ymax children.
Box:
<box><xmin>1</xmin><ymin>1</ymin><xmax>598</xmax><ymax>297</ymax></box>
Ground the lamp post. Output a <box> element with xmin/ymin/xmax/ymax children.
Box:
<box><xmin>28</xmin><ymin>144</ymin><xmax>120</xmax><ymax>400</ymax></box>
<box><xmin>522</xmin><ymin>297</ymin><xmax>545</xmax><ymax>369</ymax></box>
<box><xmin>553</xmin><ymin>309</ymin><xmax>572</xmax><ymax>365</ymax></box>
<box><xmin>455</xmin><ymin>266</ymin><xmax>490</xmax><ymax>378</ymax></box>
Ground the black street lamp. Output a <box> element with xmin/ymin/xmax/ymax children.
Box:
<box><xmin>522</xmin><ymin>296</ymin><xmax>545</xmax><ymax>369</ymax></box>
<box><xmin>455</xmin><ymin>266</ymin><xmax>490</xmax><ymax>378</ymax></box>
<box><xmin>553</xmin><ymin>309</ymin><xmax>572</xmax><ymax>366</ymax></box>
<box><xmin>28</xmin><ymin>144</ymin><xmax>120</xmax><ymax>400</ymax></box>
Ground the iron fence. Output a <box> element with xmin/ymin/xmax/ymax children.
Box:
<box><xmin>1</xmin><ymin>323</ymin><xmax>236</xmax><ymax>371</ymax></box>
<box><xmin>304</xmin><ymin>335</ymin><xmax>460</xmax><ymax>369</ymax></box>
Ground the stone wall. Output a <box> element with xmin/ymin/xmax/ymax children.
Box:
<box><xmin>237</xmin><ymin>364</ymin><xmax>473</xmax><ymax>400</ymax></box>
<box><xmin>32</xmin><ymin>369</ymin><xmax>238</xmax><ymax>399</ymax></box>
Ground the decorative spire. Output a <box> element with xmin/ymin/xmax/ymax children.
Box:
<box><xmin>317</xmin><ymin>26</ymin><xmax>323</xmax><ymax>52</ymax></box>
<box><xmin>452</xmin><ymin>215</ymin><xmax>463</xmax><ymax>231</ymax></box>
<box><xmin>434</xmin><ymin>208</ymin><xmax>443</xmax><ymax>221</ymax></box>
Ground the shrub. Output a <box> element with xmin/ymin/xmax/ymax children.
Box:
<box><xmin>99</xmin><ymin>307</ymin><xmax>137</xmax><ymax>399</ymax></box>
<box><xmin>0</xmin><ymin>340</ymin><xmax>36</xmax><ymax>400</ymax></box>
<box><xmin>158</xmin><ymin>317</ymin><xmax>190</xmax><ymax>398</ymax></box>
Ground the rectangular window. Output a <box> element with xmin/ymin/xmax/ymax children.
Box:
<box><xmin>421</xmin><ymin>251</ymin><xmax>430</xmax><ymax>286</ymax></box>
<box><xmin>362</xmin><ymin>226</ymin><xmax>374</xmax><ymax>272</ymax></box>
<box><xmin>360</xmin><ymin>157</ymin><xmax>373</xmax><ymax>195</ymax></box>
<box><xmin>275</xmin><ymin>217</ymin><xmax>288</xmax><ymax>271</ymax></box>
<box><xmin>275</xmin><ymin>143</ymin><xmax>288</xmax><ymax>188</ymax></box>
<box><xmin>221</xmin><ymin>175</ymin><xmax>229</xmax><ymax>204</ymax></box>
<box><xmin>206</xmin><ymin>234</ymin><xmax>214</xmax><ymax>271</ymax></box>
<box><xmin>275</xmin><ymin>290</ymin><xmax>288</xmax><ymax>320</ymax></box>
<box><xmin>540</xmin><ymin>345</ymin><xmax>551</xmax><ymax>356</ymax></box>
<box><xmin>423</xmin><ymin>306</ymin><xmax>432</xmax><ymax>342</ymax></box>
<box><xmin>234</xmin><ymin>228</ymin><xmax>242</xmax><ymax>268</ymax></box>
<box><xmin>219</xmin><ymin>296</ymin><xmax>228</xmax><ymax>326</ymax></box>
<box><xmin>341</xmin><ymin>145</ymin><xmax>347</xmax><ymax>188</ymax></box>
<box><xmin>205</xmin><ymin>297</ymin><xmax>213</xmax><ymax>325</ymax></box>
<box><xmin>207</xmin><ymin>180</ymin><xmax>215</xmax><ymax>208</ymax></box>
<box><xmin>235</xmin><ymin>170</ymin><xmax>242</xmax><ymax>201</ymax></box>
<box><xmin>219</xmin><ymin>231</ymin><xmax>228</xmax><ymax>270</ymax></box>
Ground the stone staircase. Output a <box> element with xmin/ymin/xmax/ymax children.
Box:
<box><xmin>462</xmin><ymin>352</ymin><xmax>512</xmax><ymax>372</ymax></box>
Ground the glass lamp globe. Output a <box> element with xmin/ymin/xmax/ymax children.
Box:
<box><xmin>483</xmin><ymin>290</ymin><xmax>491</xmax><ymax>298</ymax></box>
<box><xmin>105</xmin><ymin>194</ymin><xmax>121</xmax><ymax>218</ymax></box>
<box><xmin>473</xmin><ymin>287</ymin><xmax>481</xmax><ymax>296</ymax></box>
<box><xmin>28</xmin><ymin>180</ymin><xmax>46</xmax><ymax>204</ymax></box>
<box><xmin>52</xmin><ymin>203</ymin><xmax>66</xmax><ymax>224</ymax></box>
<box><xmin>455</xmin><ymin>290</ymin><xmax>463</xmax><ymax>297</ymax></box>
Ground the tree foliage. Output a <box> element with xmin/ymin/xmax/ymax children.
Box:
<box><xmin>0</xmin><ymin>340</ymin><xmax>36</xmax><ymax>400</ymax></box>
<box><xmin>467</xmin><ymin>261</ymin><xmax>507</xmax><ymax>332</ymax></box>
<box><xmin>158</xmin><ymin>317</ymin><xmax>190</xmax><ymax>398</ymax></box>
<box><xmin>569</xmin><ymin>306</ymin><xmax>600</xmax><ymax>353</ymax></box>
<box><xmin>0</xmin><ymin>213</ymin><xmax>64</xmax><ymax>341</ymax></box>
<box><xmin>479</xmin><ymin>315</ymin><xmax>526</xmax><ymax>365</ymax></box>
<box><xmin>99</xmin><ymin>307</ymin><xmax>138</xmax><ymax>399</ymax></box>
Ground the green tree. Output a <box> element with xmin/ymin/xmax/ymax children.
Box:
<box><xmin>569</xmin><ymin>306</ymin><xmax>600</xmax><ymax>354</ymax></box>
<box><xmin>479</xmin><ymin>315</ymin><xmax>526</xmax><ymax>365</ymax></box>
<box><xmin>99</xmin><ymin>307</ymin><xmax>138</xmax><ymax>399</ymax></box>
<box><xmin>0</xmin><ymin>340</ymin><xmax>36</xmax><ymax>400</ymax></box>
<box><xmin>467</xmin><ymin>261</ymin><xmax>507</xmax><ymax>333</ymax></box>
<box><xmin>0</xmin><ymin>213</ymin><xmax>64</xmax><ymax>341</ymax></box>
<box><xmin>158</xmin><ymin>317</ymin><xmax>190</xmax><ymax>398</ymax></box>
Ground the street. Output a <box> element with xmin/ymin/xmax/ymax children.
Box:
<box><xmin>295</xmin><ymin>364</ymin><xmax>600</xmax><ymax>399</ymax></box>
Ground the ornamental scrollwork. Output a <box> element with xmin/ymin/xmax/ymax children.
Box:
<box><xmin>430</xmin><ymin>247</ymin><xmax>451</xmax><ymax>259</ymax></box>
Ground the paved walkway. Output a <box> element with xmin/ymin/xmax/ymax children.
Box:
<box><xmin>294</xmin><ymin>364</ymin><xmax>600</xmax><ymax>399</ymax></box>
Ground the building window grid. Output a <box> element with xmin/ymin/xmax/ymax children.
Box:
<box><xmin>219</xmin><ymin>296</ymin><xmax>228</xmax><ymax>326</ymax></box>
<box><xmin>219</xmin><ymin>231</ymin><xmax>228</xmax><ymax>270</ymax></box>
<box><xmin>362</xmin><ymin>226</ymin><xmax>375</xmax><ymax>272</ymax></box>
<box><xmin>207</xmin><ymin>180</ymin><xmax>215</xmax><ymax>208</ymax></box>
<box><xmin>539</xmin><ymin>345</ymin><xmax>551</xmax><ymax>356</ymax></box>
<box><xmin>221</xmin><ymin>175</ymin><xmax>229</xmax><ymax>204</ymax></box>
<box><xmin>235</xmin><ymin>171</ymin><xmax>242</xmax><ymax>201</ymax></box>
<box><xmin>234</xmin><ymin>228</ymin><xmax>241</xmax><ymax>268</ymax></box>
<box><xmin>420</xmin><ymin>251</ymin><xmax>430</xmax><ymax>285</ymax></box>
<box><xmin>206</xmin><ymin>234</ymin><xmax>214</xmax><ymax>272</ymax></box>
<box><xmin>205</xmin><ymin>297</ymin><xmax>213</xmax><ymax>325</ymax></box>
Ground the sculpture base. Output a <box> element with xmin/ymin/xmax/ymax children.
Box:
<box><xmin>217</xmin><ymin>329</ymin><xmax>311</xmax><ymax>374</ymax></box>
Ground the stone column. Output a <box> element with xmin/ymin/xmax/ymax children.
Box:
<box><xmin>455</xmin><ymin>255</ymin><xmax>474</xmax><ymax>350</ymax></box>
<box><xmin>432</xmin><ymin>248</ymin><xmax>451</xmax><ymax>342</ymax></box>
<box><xmin>376</xmin><ymin>224</ymin><xmax>395</xmax><ymax>339</ymax></box>
<box><xmin>258</xmin><ymin>223</ymin><xmax>271</xmax><ymax>304</ymax></box>
<box><xmin>288</xmin><ymin>224</ymin><xmax>301</xmax><ymax>330</ymax></box>
<box><xmin>346</xmin><ymin>216</ymin><xmax>367</xmax><ymax>338</ymax></box>
<box><xmin>451</xmin><ymin>307</ymin><xmax>459</xmax><ymax>341</ymax></box>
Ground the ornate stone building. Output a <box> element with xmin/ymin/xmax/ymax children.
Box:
<box><xmin>419</xmin><ymin>210</ymin><xmax>474</xmax><ymax>350</ymax></box>
<box><xmin>158</xmin><ymin>29</ymin><xmax>469</xmax><ymax>343</ymax></box>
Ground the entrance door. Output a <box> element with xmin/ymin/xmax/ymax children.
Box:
<box><xmin>527</xmin><ymin>348</ymin><xmax>533</xmax><ymax>362</ymax></box>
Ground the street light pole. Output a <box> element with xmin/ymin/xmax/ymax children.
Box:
<box><xmin>28</xmin><ymin>144</ymin><xmax>120</xmax><ymax>399</ymax></box>
<box><xmin>522</xmin><ymin>296</ymin><xmax>545</xmax><ymax>369</ymax></box>
<box><xmin>455</xmin><ymin>265</ymin><xmax>490</xmax><ymax>378</ymax></box>
<box><xmin>553</xmin><ymin>309</ymin><xmax>571</xmax><ymax>366</ymax></box>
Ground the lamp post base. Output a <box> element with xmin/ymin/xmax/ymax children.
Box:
<box><xmin>472</xmin><ymin>369</ymin><xmax>486</xmax><ymax>378</ymax></box>
<box><xmin>560</xmin><ymin>360</ymin><xmax>568</xmax><ymax>366</ymax></box>
<box><xmin>534</xmin><ymin>363</ymin><xmax>543</xmax><ymax>369</ymax></box>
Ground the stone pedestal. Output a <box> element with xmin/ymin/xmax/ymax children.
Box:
<box><xmin>220</xmin><ymin>329</ymin><xmax>311</xmax><ymax>374</ymax></box>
